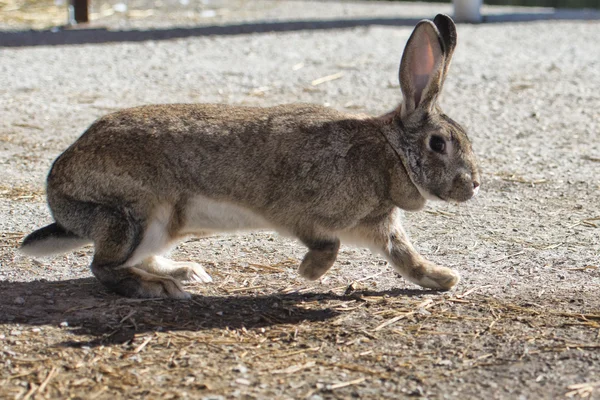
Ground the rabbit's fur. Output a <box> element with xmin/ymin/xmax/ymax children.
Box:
<box><xmin>21</xmin><ymin>15</ymin><xmax>480</xmax><ymax>299</ymax></box>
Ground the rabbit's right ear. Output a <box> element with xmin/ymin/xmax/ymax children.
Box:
<box><xmin>399</xmin><ymin>20</ymin><xmax>446</xmax><ymax>118</ymax></box>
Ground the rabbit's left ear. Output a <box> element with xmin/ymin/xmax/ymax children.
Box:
<box><xmin>399</xmin><ymin>19</ymin><xmax>447</xmax><ymax>117</ymax></box>
<box><xmin>433</xmin><ymin>14</ymin><xmax>457</xmax><ymax>80</ymax></box>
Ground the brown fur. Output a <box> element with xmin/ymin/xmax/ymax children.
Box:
<box><xmin>21</xmin><ymin>15</ymin><xmax>479</xmax><ymax>298</ymax></box>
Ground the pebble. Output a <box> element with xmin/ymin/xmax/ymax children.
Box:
<box><xmin>13</xmin><ymin>297</ymin><xmax>25</xmax><ymax>305</ymax></box>
<box><xmin>59</xmin><ymin>321</ymin><xmax>69</xmax><ymax>327</ymax></box>
<box><xmin>233</xmin><ymin>364</ymin><xmax>248</xmax><ymax>374</ymax></box>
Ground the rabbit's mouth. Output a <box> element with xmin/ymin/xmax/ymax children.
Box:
<box><xmin>447</xmin><ymin>183</ymin><xmax>480</xmax><ymax>203</ymax></box>
<box><xmin>412</xmin><ymin>182</ymin><xmax>446</xmax><ymax>202</ymax></box>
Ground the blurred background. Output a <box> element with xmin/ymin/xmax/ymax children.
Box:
<box><xmin>1</xmin><ymin>0</ymin><xmax>599</xmax><ymax>30</ymax></box>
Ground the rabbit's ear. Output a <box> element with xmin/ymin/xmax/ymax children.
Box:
<box><xmin>399</xmin><ymin>20</ymin><xmax>446</xmax><ymax>117</ymax></box>
<box><xmin>433</xmin><ymin>14</ymin><xmax>457</xmax><ymax>79</ymax></box>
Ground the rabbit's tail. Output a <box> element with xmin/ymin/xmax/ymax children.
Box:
<box><xmin>20</xmin><ymin>223</ymin><xmax>91</xmax><ymax>256</ymax></box>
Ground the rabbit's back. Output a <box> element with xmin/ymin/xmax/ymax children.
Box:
<box><xmin>48</xmin><ymin>103</ymin><xmax>394</xmax><ymax>230</ymax></box>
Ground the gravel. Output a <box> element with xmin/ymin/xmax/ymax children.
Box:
<box><xmin>0</xmin><ymin>1</ymin><xmax>599</xmax><ymax>399</ymax></box>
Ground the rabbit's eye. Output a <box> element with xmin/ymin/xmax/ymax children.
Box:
<box><xmin>429</xmin><ymin>135</ymin><xmax>446</xmax><ymax>154</ymax></box>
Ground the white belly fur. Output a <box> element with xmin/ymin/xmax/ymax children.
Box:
<box><xmin>181</xmin><ymin>195</ymin><xmax>272</xmax><ymax>234</ymax></box>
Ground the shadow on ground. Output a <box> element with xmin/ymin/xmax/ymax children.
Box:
<box><xmin>0</xmin><ymin>277</ymin><xmax>435</xmax><ymax>347</ymax></box>
<box><xmin>2</xmin><ymin>9</ymin><xmax>599</xmax><ymax>48</ymax></box>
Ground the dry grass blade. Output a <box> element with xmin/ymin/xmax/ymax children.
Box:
<box><xmin>565</xmin><ymin>381</ymin><xmax>600</xmax><ymax>398</ymax></box>
<box><xmin>374</xmin><ymin>314</ymin><xmax>406</xmax><ymax>331</ymax></box>
<box><xmin>273</xmin><ymin>347</ymin><xmax>320</xmax><ymax>359</ymax></box>
<box><xmin>491</xmin><ymin>251</ymin><xmax>525</xmax><ymax>263</ymax></box>
<box><xmin>373</xmin><ymin>299</ymin><xmax>435</xmax><ymax>331</ymax></box>
<box><xmin>567</xmin><ymin>266</ymin><xmax>598</xmax><ymax>272</ymax></box>
<box><xmin>273</xmin><ymin>362</ymin><xmax>316</xmax><ymax>374</ymax></box>
<box><xmin>89</xmin><ymin>386</ymin><xmax>109</xmax><ymax>400</ymax></box>
<box><xmin>133</xmin><ymin>336</ymin><xmax>153</xmax><ymax>353</ymax></box>
<box><xmin>37</xmin><ymin>366</ymin><xmax>59</xmax><ymax>394</ymax></box>
<box><xmin>225</xmin><ymin>285</ymin><xmax>267</xmax><ymax>293</ymax></box>
<box><xmin>456</xmin><ymin>285</ymin><xmax>493</xmax><ymax>299</ymax></box>
<box><xmin>582</xmin><ymin>155</ymin><xmax>600</xmax><ymax>163</ymax></box>
<box><xmin>332</xmin><ymin>271</ymin><xmax>385</xmax><ymax>291</ymax></box>
<box><xmin>119</xmin><ymin>309</ymin><xmax>137</xmax><ymax>324</ymax></box>
<box><xmin>22</xmin><ymin>383</ymin><xmax>37</xmax><ymax>400</ymax></box>
<box><xmin>328</xmin><ymin>377</ymin><xmax>367</xmax><ymax>390</ymax></box>
<box><xmin>247</xmin><ymin>263</ymin><xmax>285</xmax><ymax>273</ymax></box>
<box><xmin>498</xmin><ymin>173</ymin><xmax>547</xmax><ymax>185</ymax></box>
<box><xmin>311</xmin><ymin>72</ymin><xmax>344</xmax><ymax>86</ymax></box>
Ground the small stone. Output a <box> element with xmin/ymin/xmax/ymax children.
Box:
<box><xmin>14</xmin><ymin>297</ymin><xmax>25</xmax><ymax>305</ymax></box>
<box><xmin>10</xmin><ymin>330</ymin><xmax>21</xmax><ymax>336</ymax></box>
<box><xmin>235</xmin><ymin>378</ymin><xmax>250</xmax><ymax>386</ymax></box>
<box><xmin>233</xmin><ymin>364</ymin><xmax>248</xmax><ymax>374</ymax></box>
<box><xmin>31</xmin><ymin>328</ymin><xmax>41</xmax><ymax>333</ymax></box>
<box><xmin>59</xmin><ymin>321</ymin><xmax>69</xmax><ymax>327</ymax></box>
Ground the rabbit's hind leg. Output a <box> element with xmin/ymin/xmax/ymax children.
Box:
<box><xmin>88</xmin><ymin>205</ymin><xmax>191</xmax><ymax>299</ymax></box>
<box><xmin>138</xmin><ymin>256</ymin><xmax>212</xmax><ymax>283</ymax></box>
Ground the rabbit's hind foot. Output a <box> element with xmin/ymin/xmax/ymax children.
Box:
<box><xmin>92</xmin><ymin>264</ymin><xmax>192</xmax><ymax>299</ymax></box>
<box><xmin>138</xmin><ymin>255</ymin><xmax>213</xmax><ymax>283</ymax></box>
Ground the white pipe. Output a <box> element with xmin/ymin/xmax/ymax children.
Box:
<box><xmin>453</xmin><ymin>0</ymin><xmax>483</xmax><ymax>23</ymax></box>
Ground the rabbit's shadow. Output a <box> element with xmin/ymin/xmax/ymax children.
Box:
<box><xmin>0</xmin><ymin>277</ymin><xmax>437</xmax><ymax>347</ymax></box>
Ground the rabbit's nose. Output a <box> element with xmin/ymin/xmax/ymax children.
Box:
<box><xmin>472</xmin><ymin>180</ymin><xmax>480</xmax><ymax>196</ymax></box>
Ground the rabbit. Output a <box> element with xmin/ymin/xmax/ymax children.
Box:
<box><xmin>20</xmin><ymin>14</ymin><xmax>480</xmax><ymax>299</ymax></box>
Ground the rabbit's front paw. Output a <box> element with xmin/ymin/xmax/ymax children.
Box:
<box><xmin>412</xmin><ymin>261</ymin><xmax>460</xmax><ymax>291</ymax></box>
<box><xmin>298</xmin><ymin>250</ymin><xmax>337</xmax><ymax>281</ymax></box>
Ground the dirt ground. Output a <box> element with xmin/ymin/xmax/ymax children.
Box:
<box><xmin>1</xmin><ymin>1</ymin><xmax>599</xmax><ymax>399</ymax></box>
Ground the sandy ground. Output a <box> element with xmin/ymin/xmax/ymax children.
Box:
<box><xmin>0</xmin><ymin>1</ymin><xmax>599</xmax><ymax>399</ymax></box>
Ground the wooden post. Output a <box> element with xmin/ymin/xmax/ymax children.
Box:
<box><xmin>71</xmin><ymin>0</ymin><xmax>89</xmax><ymax>23</ymax></box>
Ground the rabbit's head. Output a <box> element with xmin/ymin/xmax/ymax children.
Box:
<box><xmin>385</xmin><ymin>14</ymin><xmax>480</xmax><ymax>203</ymax></box>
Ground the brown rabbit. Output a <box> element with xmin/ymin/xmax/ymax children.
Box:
<box><xmin>21</xmin><ymin>14</ymin><xmax>480</xmax><ymax>299</ymax></box>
